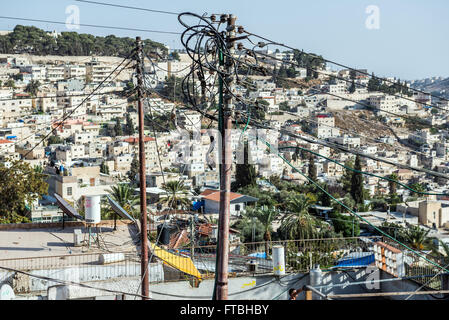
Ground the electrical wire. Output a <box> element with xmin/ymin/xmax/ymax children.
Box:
<box><xmin>240</xmin><ymin>124</ymin><xmax>449</xmax><ymax>274</ymax></box>
<box><xmin>242</xmin><ymin>29</ymin><xmax>449</xmax><ymax>104</ymax></box>
<box><xmin>0</xmin><ymin>16</ymin><xmax>181</xmax><ymax>35</ymax></box>
<box><xmin>75</xmin><ymin>0</ymin><xmax>180</xmax><ymax>16</ymax></box>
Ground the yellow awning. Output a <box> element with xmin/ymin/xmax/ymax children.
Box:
<box><xmin>150</xmin><ymin>242</ymin><xmax>202</xmax><ymax>280</ymax></box>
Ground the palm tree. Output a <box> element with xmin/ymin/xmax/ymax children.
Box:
<box><xmin>246</xmin><ymin>206</ymin><xmax>279</xmax><ymax>258</ymax></box>
<box><xmin>404</xmin><ymin>225</ymin><xmax>430</xmax><ymax>251</ymax></box>
<box><xmin>107</xmin><ymin>183</ymin><xmax>140</xmax><ymax>219</ymax></box>
<box><xmin>280</xmin><ymin>194</ymin><xmax>317</xmax><ymax>240</ymax></box>
<box><xmin>158</xmin><ymin>180</ymin><xmax>190</xmax><ymax>211</ymax></box>
<box><xmin>436</xmin><ymin>240</ymin><xmax>449</xmax><ymax>266</ymax></box>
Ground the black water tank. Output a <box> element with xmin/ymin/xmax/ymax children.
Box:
<box><xmin>157</xmin><ymin>223</ymin><xmax>173</xmax><ymax>245</ymax></box>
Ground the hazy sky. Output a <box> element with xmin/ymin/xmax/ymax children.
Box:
<box><xmin>1</xmin><ymin>0</ymin><xmax>448</xmax><ymax>80</ymax></box>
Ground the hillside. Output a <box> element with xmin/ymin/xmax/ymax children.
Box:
<box><xmin>411</xmin><ymin>77</ymin><xmax>449</xmax><ymax>98</ymax></box>
<box><xmin>0</xmin><ymin>25</ymin><xmax>167</xmax><ymax>57</ymax></box>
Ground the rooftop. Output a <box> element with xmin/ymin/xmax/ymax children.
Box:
<box><xmin>0</xmin><ymin>223</ymin><xmax>137</xmax><ymax>260</ymax></box>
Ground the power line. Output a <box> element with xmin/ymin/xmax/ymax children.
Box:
<box><xmin>0</xmin><ymin>16</ymin><xmax>181</xmax><ymax>35</ymax></box>
<box><xmin>242</xmin><ymin>125</ymin><xmax>449</xmax><ymax>274</ymax></box>
<box><xmin>75</xmin><ymin>0</ymin><xmax>180</xmax><ymax>16</ymax></box>
<box><xmin>243</xmin><ymin>29</ymin><xmax>449</xmax><ymax>103</ymax></box>
<box><xmin>251</xmin><ymin>49</ymin><xmax>445</xmax><ymax>113</ymax></box>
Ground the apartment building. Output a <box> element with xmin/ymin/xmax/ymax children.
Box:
<box><xmin>64</xmin><ymin>65</ymin><xmax>86</xmax><ymax>79</ymax></box>
<box><xmin>369</xmin><ymin>95</ymin><xmax>401</xmax><ymax>115</ymax></box>
<box><xmin>86</xmin><ymin>58</ymin><xmax>114</xmax><ymax>83</ymax></box>
<box><xmin>46</xmin><ymin>66</ymin><xmax>65</xmax><ymax>82</ymax></box>
<box><xmin>312</xmin><ymin>114</ymin><xmax>340</xmax><ymax>139</ymax></box>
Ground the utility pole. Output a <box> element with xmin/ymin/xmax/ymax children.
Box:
<box><xmin>216</xmin><ymin>14</ymin><xmax>236</xmax><ymax>301</ymax></box>
<box><xmin>136</xmin><ymin>36</ymin><xmax>149</xmax><ymax>300</ymax></box>
<box><xmin>190</xmin><ymin>215</ymin><xmax>195</xmax><ymax>262</ymax></box>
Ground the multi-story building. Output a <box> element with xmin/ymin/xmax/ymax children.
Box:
<box><xmin>46</xmin><ymin>65</ymin><xmax>65</xmax><ymax>82</ymax></box>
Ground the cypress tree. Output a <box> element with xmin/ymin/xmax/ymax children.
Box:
<box><xmin>114</xmin><ymin>118</ymin><xmax>123</xmax><ymax>137</ymax></box>
<box><xmin>308</xmin><ymin>154</ymin><xmax>317</xmax><ymax>181</ymax></box>
<box><xmin>128</xmin><ymin>154</ymin><xmax>140</xmax><ymax>186</ymax></box>
<box><xmin>350</xmin><ymin>155</ymin><xmax>364</xmax><ymax>205</ymax></box>
<box><xmin>125</xmin><ymin>113</ymin><xmax>135</xmax><ymax>135</ymax></box>
<box><xmin>232</xmin><ymin>141</ymin><xmax>257</xmax><ymax>191</ymax></box>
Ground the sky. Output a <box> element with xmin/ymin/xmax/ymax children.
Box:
<box><xmin>0</xmin><ymin>0</ymin><xmax>448</xmax><ymax>80</ymax></box>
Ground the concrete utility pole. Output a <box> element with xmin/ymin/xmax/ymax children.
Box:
<box><xmin>216</xmin><ymin>14</ymin><xmax>236</xmax><ymax>301</ymax></box>
<box><xmin>136</xmin><ymin>36</ymin><xmax>149</xmax><ymax>300</ymax></box>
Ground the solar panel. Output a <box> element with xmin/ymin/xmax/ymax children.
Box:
<box><xmin>107</xmin><ymin>195</ymin><xmax>136</xmax><ymax>223</ymax></box>
<box><xmin>54</xmin><ymin>193</ymin><xmax>84</xmax><ymax>221</ymax></box>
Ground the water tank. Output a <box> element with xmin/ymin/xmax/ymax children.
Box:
<box><xmin>272</xmin><ymin>245</ymin><xmax>285</xmax><ymax>276</ymax></box>
<box><xmin>85</xmin><ymin>195</ymin><xmax>101</xmax><ymax>224</ymax></box>
<box><xmin>157</xmin><ymin>223</ymin><xmax>173</xmax><ymax>245</ymax></box>
<box><xmin>99</xmin><ymin>253</ymin><xmax>125</xmax><ymax>265</ymax></box>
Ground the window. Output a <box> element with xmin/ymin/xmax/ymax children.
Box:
<box><xmin>67</xmin><ymin>187</ymin><xmax>72</xmax><ymax>196</ymax></box>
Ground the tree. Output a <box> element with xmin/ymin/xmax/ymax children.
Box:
<box><xmin>0</xmin><ymin>160</ymin><xmax>48</xmax><ymax>223</ymax></box>
<box><xmin>125</xmin><ymin>113</ymin><xmax>135</xmax><ymax>135</ymax></box>
<box><xmin>350</xmin><ymin>155</ymin><xmax>364</xmax><ymax>205</ymax></box>
<box><xmin>388</xmin><ymin>173</ymin><xmax>398</xmax><ymax>196</ymax></box>
<box><xmin>161</xmin><ymin>75</ymin><xmax>184</xmax><ymax>103</ymax></box>
<box><xmin>404</xmin><ymin>225</ymin><xmax>430</xmax><ymax>251</ymax></box>
<box><xmin>308</xmin><ymin>154</ymin><xmax>317</xmax><ymax>181</ymax></box>
<box><xmin>329</xmin><ymin>211</ymin><xmax>360</xmax><ymax>237</ymax></box>
<box><xmin>5</xmin><ymin>79</ymin><xmax>15</xmax><ymax>88</ymax></box>
<box><xmin>107</xmin><ymin>183</ymin><xmax>139</xmax><ymax>219</ymax></box>
<box><xmin>279</xmin><ymin>194</ymin><xmax>318</xmax><ymax>240</ymax></box>
<box><xmin>25</xmin><ymin>80</ymin><xmax>41</xmax><ymax>96</ymax></box>
<box><xmin>158</xmin><ymin>180</ymin><xmax>190</xmax><ymax>210</ymax></box>
<box><xmin>367</xmin><ymin>73</ymin><xmax>380</xmax><ymax>92</ymax></box>
<box><xmin>279</xmin><ymin>101</ymin><xmax>290</xmax><ymax>112</ymax></box>
<box><xmin>47</xmin><ymin>135</ymin><xmax>63</xmax><ymax>145</ymax></box>
<box><xmin>100</xmin><ymin>162</ymin><xmax>109</xmax><ymax>175</ymax></box>
<box><xmin>127</xmin><ymin>154</ymin><xmax>139</xmax><ymax>185</ymax></box>
<box><xmin>114</xmin><ymin>118</ymin><xmax>123</xmax><ymax>137</ymax></box>
<box><xmin>0</xmin><ymin>25</ymin><xmax>168</xmax><ymax>57</ymax></box>
<box><xmin>232</xmin><ymin>141</ymin><xmax>257</xmax><ymax>191</ymax></box>
<box><xmin>348</xmin><ymin>80</ymin><xmax>356</xmax><ymax>94</ymax></box>
<box><xmin>409</xmin><ymin>182</ymin><xmax>426</xmax><ymax>196</ymax></box>
<box><xmin>170</xmin><ymin>51</ymin><xmax>180</xmax><ymax>61</ymax></box>
<box><xmin>245</xmin><ymin>206</ymin><xmax>279</xmax><ymax>258</ymax></box>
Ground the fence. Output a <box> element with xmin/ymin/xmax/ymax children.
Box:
<box><xmin>381</xmin><ymin>237</ymin><xmax>447</xmax><ymax>290</ymax></box>
<box><xmin>173</xmin><ymin>236</ymin><xmax>381</xmax><ymax>276</ymax></box>
<box><xmin>2</xmin><ymin>236</ymin><xmax>446</xmax><ymax>292</ymax></box>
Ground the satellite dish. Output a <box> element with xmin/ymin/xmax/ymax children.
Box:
<box><xmin>0</xmin><ymin>284</ymin><xmax>15</xmax><ymax>300</ymax></box>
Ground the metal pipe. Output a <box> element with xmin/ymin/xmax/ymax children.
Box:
<box><xmin>305</xmin><ymin>285</ymin><xmax>332</xmax><ymax>300</ymax></box>
<box><xmin>328</xmin><ymin>290</ymin><xmax>449</xmax><ymax>299</ymax></box>
<box><xmin>136</xmin><ymin>36</ymin><xmax>149</xmax><ymax>300</ymax></box>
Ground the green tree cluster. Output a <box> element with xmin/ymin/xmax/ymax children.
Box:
<box><xmin>0</xmin><ymin>25</ymin><xmax>167</xmax><ymax>57</ymax></box>
<box><xmin>0</xmin><ymin>160</ymin><xmax>48</xmax><ymax>223</ymax></box>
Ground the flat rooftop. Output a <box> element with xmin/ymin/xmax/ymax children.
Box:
<box><xmin>0</xmin><ymin>223</ymin><xmax>138</xmax><ymax>260</ymax></box>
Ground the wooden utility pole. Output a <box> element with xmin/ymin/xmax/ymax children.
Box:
<box><xmin>216</xmin><ymin>14</ymin><xmax>236</xmax><ymax>301</ymax></box>
<box><xmin>136</xmin><ymin>36</ymin><xmax>149</xmax><ymax>300</ymax></box>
